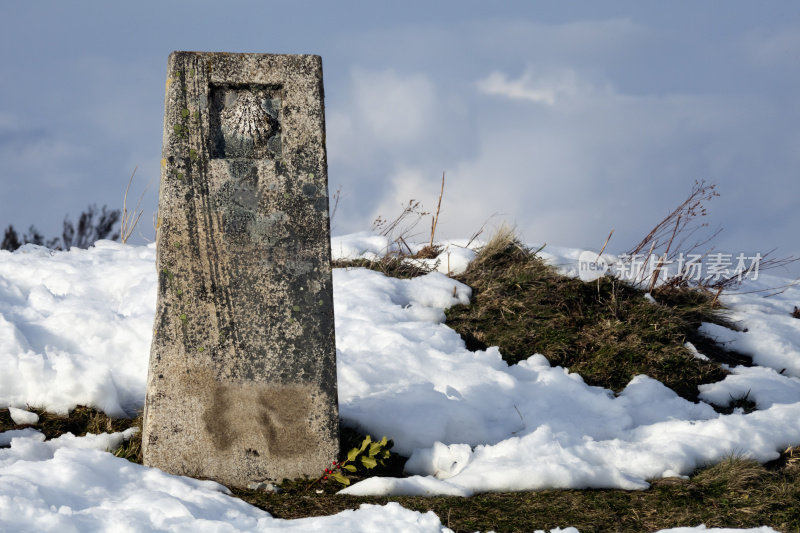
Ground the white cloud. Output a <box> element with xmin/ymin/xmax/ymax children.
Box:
<box><xmin>328</xmin><ymin>68</ymin><xmax>439</xmax><ymax>168</ymax></box>
<box><xmin>476</xmin><ymin>68</ymin><xmax>604</xmax><ymax>106</ymax></box>
<box><xmin>353</xmin><ymin>68</ymin><xmax>436</xmax><ymax>143</ymax></box>
<box><xmin>326</xmin><ymin>67</ymin><xmax>467</xmax><ymax>236</ymax></box>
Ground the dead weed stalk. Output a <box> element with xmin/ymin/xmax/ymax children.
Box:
<box><xmin>120</xmin><ymin>167</ymin><xmax>147</xmax><ymax>244</ymax></box>
<box><xmin>622</xmin><ymin>180</ymin><xmax>798</xmax><ymax>294</ymax></box>
<box><xmin>371</xmin><ymin>172</ymin><xmax>452</xmax><ymax>261</ymax></box>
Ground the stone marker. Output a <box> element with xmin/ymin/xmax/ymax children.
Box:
<box><xmin>142</xmin><ymin>52</ymin><xmax>339</xmax><ymax>488</ymax></box>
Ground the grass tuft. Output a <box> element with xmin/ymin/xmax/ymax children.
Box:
<box><xmin>444</xmin><ymin>229</ymin><xmax>742</xmax><ymax>401</ymax></box>
<box><xmin>331</xmin><ymin>256</ymin><xmax>433</xmax><ymax>279</ymax></box>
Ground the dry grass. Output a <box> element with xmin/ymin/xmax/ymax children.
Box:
<box><xmin>331</xmin><ymin>256</ymin><xmax>433</xmax><ymax>279</ymax></box>
<box><xmin>626</xmin><ymin>179</ymin><xmax>720</xmax><ymax>289</ymax></box>
<box><xmin>0</xmin><ymin>406</ymin><xmax>136</xmax><ymax>439</ymax></box>
<box><xmin>119</xmin><ymin>167</ymin><xmax>146</xmax><ymax>244</ymax></box>
<box><xmin>368</xmin><ymin>174</ymin><xmax>451</xmax><ymax>263</ymax></box>
<box><xmin>444</xmin><ymin>228</ymin><xmax>740</xmax><ymax>400</ymax></box>
<box><xmin>623</xmin><ymin>180</ymin><xmax>799</xmax><ymax>293</ymax></box>
<box><xmin>421</xmin><ymin>171</ymin><xmax>446</xmax><ymax>256</ymax></box>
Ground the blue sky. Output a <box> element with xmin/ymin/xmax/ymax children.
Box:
<box><xmin>1</xmin><ymin>2</ymin><xmax>798</xmax><ymax>275</ymax></box>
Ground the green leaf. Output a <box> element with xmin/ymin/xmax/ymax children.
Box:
<box><xmin>330</xmin><ymin>472</ymin><xmax>350</xmax><ymax>486</ymax></box>
<box><xmin>343</xmin><ymin>464</ymin><xmax>357</xmax><ymax>473</ymax></box>
<box><xmin>361</xmin><ymin>456</ymin><xmax>377</xmax><ymax>469</ymax></box>
<box><xmin>359</xmin><ymin>435</ymin><xmax>372</xmax><ymax>452</ymax></box>
<box><xmin>368</xmin><ymin>442</ymin><xmax>382</xmax><ymax>456</ymax></box>
<box><xmin>381</xmin><ymin>450</ymin><xmax>391</xmax><ymax>459</ymax></box>
<box><xmin>347</xmin><ymin>448</ymin><xmax>359</xmax><ymax>462</ymax></box>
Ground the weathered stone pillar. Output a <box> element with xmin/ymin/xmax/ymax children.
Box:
<box><xmin>142</xmin><ymin>52</ymin><xmax>338</xmax><ymax>488</ymax></box>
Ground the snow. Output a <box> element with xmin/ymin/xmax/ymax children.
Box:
<box><xmin>0</xmin><ymin>428</ymin><xmax>42</xmax><ymax>447</ymax></box>
<box><xmin>346</xmin><ymin>402</ymin><xmax>800</xmax><ymax>496</ymax></box>
<box><xmin>1</xmin><ymin>233</ymin><xmax>798</xmax><ymax>531</ymax></box>
<box><xmin>0</xmin><ymin>429</ymin><xmax>446</xmax><ymax>532</ymax></box>
<box><xmin>0</xmin><ymin>240</ymin><xmax>154</xmax><ymax>417</ymax></box>
<box><xmin>8</xmin><ymin>407</ymin><xmax>38</xmax><ymax>425</ymax></box>
<box><xmin>331</xmin><ymin>231</ymin><xmax>393</xmax><ymax>261</ymax></box>
<box><xmin>698</xmin><ymin>273</ymin><xmax>800</xmax><ymax>378</ymax></box>
<box><xmin>685</xmin><ymin>341</ymin><xmax>711</xmax><ymax>362</ymax></box>
<box><xmin>699</xmin><ymin>365</ymin><xmax>800</xmax><ymax>410</ymax></box>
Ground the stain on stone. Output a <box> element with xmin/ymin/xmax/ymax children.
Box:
<box><xmin>256</xmin><ymin>387</ymin><xmax>315</xmax><ymax>458</ymax></box>
<box><xmin>202</xmin><ymin>380</ymin><xmax>233</xmax><ymax>451</ymax></box>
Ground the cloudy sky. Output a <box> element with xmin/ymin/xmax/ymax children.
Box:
<box><xmin>1</xmin><ymin>2</ymin><xmax>798</xmax><ymax>275</ymax></box>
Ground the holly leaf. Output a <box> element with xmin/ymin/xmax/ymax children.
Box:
<box><xmin>361</xmin><ymin>456</ymin><xmax>377</xmax><ymax>469</ymax></box>
<box><xmin>343</xmin><ymin>464</ymin><xmax>357</xmax><ymax>473</ymax></box>
<box><xmin>330</xmin><ymin>471</ymin><xmax>350</xmax><ymax>486</ymax></box>
<box><xmin>347</xmin><ymin>447</ymin><xmax>359</xmax><ymax>462</ymax></box>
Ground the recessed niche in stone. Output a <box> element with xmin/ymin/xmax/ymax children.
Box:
<box><xmin>209</xmin><ymin>84</ymin><xmax>282</xmax><ymax>159</ymax></box>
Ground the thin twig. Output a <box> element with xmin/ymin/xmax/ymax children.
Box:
<box><xmin>330</xmin><ymin>186</ymin><xmax>342</xmax><ymax>229</ymax></box>
<box><xmin>597</xmin><ymin>229</ymin><xmax>614</xmax><ymax>261</ymax></box>
<box><xmin>120</xmin><ymin>167</ymin><xmax>148</xmax><ymax>244</ymax></box>
<box><xmin>397</xmin><ymin>235</ymin><xmax>414</xmax><ymax>256</ymax></box>
<box><xmin>430</xmin><ymin>172</ymin><xmax>445</xmax><ymax>248</ymax></box>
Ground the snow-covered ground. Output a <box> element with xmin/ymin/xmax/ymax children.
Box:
<box><xmin>1</xmin><ymin>233</ymin><xmax>798</xmax><ymax>531</ymax></box>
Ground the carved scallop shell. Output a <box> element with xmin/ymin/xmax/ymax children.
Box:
<box><xmin>220</xmin><ymin>92</ymin><xmax>272</xmax><ymax>144</ymax></box>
